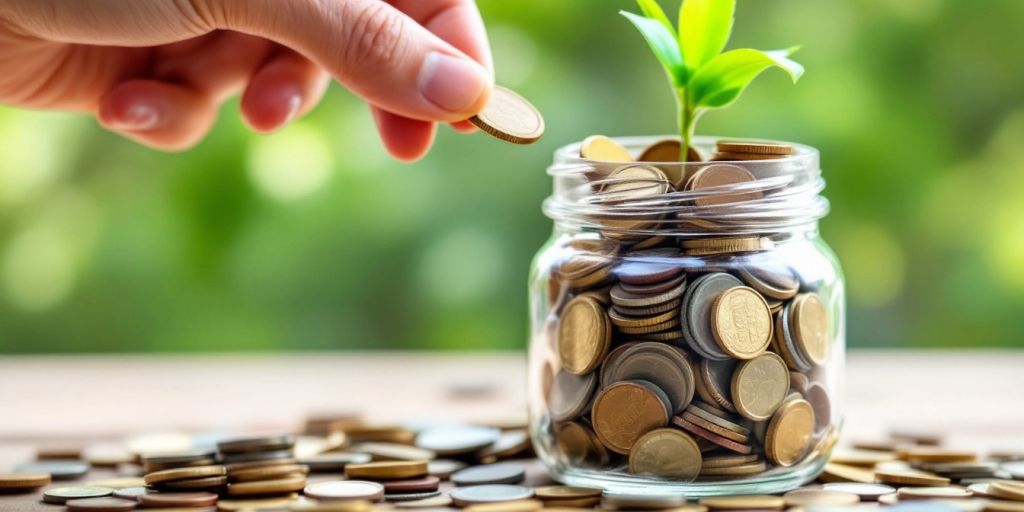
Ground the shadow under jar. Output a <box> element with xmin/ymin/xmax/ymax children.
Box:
<box><xmin>528</xmin><ymin>136</ymin><xmax>845</xmax><ymax>496</ymax></box>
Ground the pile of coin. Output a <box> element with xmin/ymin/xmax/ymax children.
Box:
<box><xmin>540</xmin><ymin>136</ymin><xmax>835</xmax><ymax>483</ymax></box>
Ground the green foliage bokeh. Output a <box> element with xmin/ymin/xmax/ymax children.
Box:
<box><xmin>2</xmin><ymin>0</ymin><xmax>1024</xmax><ymax>353</ymax></box>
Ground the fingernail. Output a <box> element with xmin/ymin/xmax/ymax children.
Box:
<box><xmin>418</xmin><ymin>52</ymin><xmax>489</xmax><ymax>114</ymax></box>
<box><xmin>110</xmin><ymin>102</ymin><xmax>160</xmax><ymax>131</ymax></box>
<box><xmin>279</xmin><ymin>88</ymin><xmax>302</xmax><ymax>125</ymax></box>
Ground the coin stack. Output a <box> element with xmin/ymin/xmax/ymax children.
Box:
<box><xmin>143</xmin><ymin>464</ymin><xmax>227</xmax><ymax>493</ymax></box>
<box><xmin>216</xmin><ymin>435</ymin><xmax>309</xmax><ymax>497</ymax></box>
<box><xmin>544</xmin><ymin>136</ymin><xmax>834</xmax><ymax>482</ymax></box>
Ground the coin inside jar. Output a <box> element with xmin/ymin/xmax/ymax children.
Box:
<box><xmin>591</xmin><ymin>380</ymin><xmax>671</xmax><ymax>455</ymax></box>
<box><xmin>791</xmin><ymin>293</ymin><xmax>829</xmax><ymax>366</ymax></box>
<box><xmin>686</xmin><ymin>164</ymin><xmax>763</xmax><ymax>207</ymax></box>
<box><xmin>628</xmin><ymin>429</ymin><xmax>702</xmax><ymax>481</ymax></box>
<box><xmin>683</xmin><ymin>273</ymin><xmax>744</xmax><ymax>361</ymax></box>
<box><xmin>557</xmin><ymin>296</ymin><xmax>611</xmax><ymax>376</ymax></box>
<box><xmin>765</xmin><ymin>398</ymin><xmax>815</xmax><ymax>467</ymax></box>
<box><xmin>710</xmin><ymin>286</ymin><xmax>772</xmax><ymax>359</ymax></box>
<box><xmin>731</xmin><ymin>352</ymin><xmax>790</xmax><ymax>421</ymax></box>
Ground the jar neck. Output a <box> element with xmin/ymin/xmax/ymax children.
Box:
<box><xmin>543</xmin><ymin>136</ymin><xmax>829</xmax><ymax>240</ymax></box>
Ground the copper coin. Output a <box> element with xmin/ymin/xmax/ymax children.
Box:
<box><xmin>555</xmin><ymin>422</ymin><xmax>608</xmax><ymax>467</ymax></box>
<box><xmin>592</xmin><ymin>380</ymin><xmax>671</xmax><ymax>454</ymax></box>
<box><xmin>671</xmin><ymin>415</ymin><xmax>752</xmax><ymax>455</ymax></box>
<box><xmin>680</xmin><ymin>411</ymin><xmax>748</xmax><ymax>444</ymax></box>
<box><xmin>614</xmin><ymin>259</ymin><xmax>683</xmax><ymax>286</ymax></box>
<box><xmin>469</xmin><ymin>86</ymin><xmax>544</xmax><ymax>145</ymax></box>
<box><xmin>382</xmin><ymin>476</ymin><xmax>441</xmax><ymax>494</ymax></box>
<box><xmin>619</xmin><ymin>274</ymin><xmax>687</xmax><ymax>296</ymax></box>
<box><xmin>686</xmin><ymin>402</ymin><xmax>750</xmax><ymax>437</ymax></box>
<box><xmin>65</xmin><ymin>497</ymin><xmax>138</xmax><ymax>511</ymax></box>
<box><xmin>157</xmin><ymin>475</ymin><xmax>228</xmax><ymax>490</ymax></box>
<box><xmin>139</xmin><ymin>492</ymin><xmax>218</xmax><ymax>507</ymax></box>
<box><xmin>217</xmin><ymin>434</ymin><xmax>294</xmax><ymax>454</ymax></box>
<box><xmin>145</xmin><ymin>466</ymin><xmax>226</xmax><ymax>485</ymax></box>
<box><xmin>611</xmin><ymin>298</ymin><xmax>681</xmax><ymax>317</ymax></box>
<box><xmin>686</xmin><ymin>164</ymin><xmax>763</xmax><ymax>207</ymax></box>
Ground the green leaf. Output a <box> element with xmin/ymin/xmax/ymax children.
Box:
<box><xmin>687</xmin><ymin>47</ymin><xmax>804</xmax><ymax>108</ymax></box>
<box><xmin>679</xmin><ymin>0</ymin><xmax>735</xmax><ymax>69</ymax></box>
<box><xmin>636</xmin><ymin>0</ymin><xmax>677</xmax><ymax>39</ymax></box>
<box><xmin>621</xmin><ymin>11</ymin><xmax>688</xmax><ymax>86</ymax></box>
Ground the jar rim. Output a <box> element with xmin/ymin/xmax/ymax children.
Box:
<box><xmin>543</xmin><ymin>135</ymin><xmax>829</xmax><ymax>238</ymax></box>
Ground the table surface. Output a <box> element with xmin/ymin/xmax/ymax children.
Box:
<box><xmin>1</xmin><ymin>350</ymin><xmax>1023</xmax><ymax>506</ymax></box>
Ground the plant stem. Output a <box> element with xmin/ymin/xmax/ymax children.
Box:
<box><xmin>676</xmin><ymin>87</ymin><xmax>695</xmax><ymax>161</ymax></box>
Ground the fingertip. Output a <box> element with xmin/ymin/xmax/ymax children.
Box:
<box><xmin>241</xmin><ymin>84</ymin><xmax>302</xmax><ymax>133</ymax></box>
<box><xmin>372</xmin><ymin>108</ymin><xmax>437</xmax><ymax>162</ymax></box>
<box><xmin>450</xmin><ymin>120</ymin><xmax>478</xmax><ymax>133</ymax></box>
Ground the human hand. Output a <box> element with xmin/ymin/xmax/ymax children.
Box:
<box><xmin>0</xmin><ymin>0</ymin><xmax>493</xmax><ymax>161</ymax></box>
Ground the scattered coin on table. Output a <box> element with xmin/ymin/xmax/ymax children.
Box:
<box><xmin>451</xmin><ymin>463</ymin><xmax>526</xmax><ymax>486</ymax></box>
<box><xmin>303</xmin><ymin>481</ymin><xmax>385</xmax><ymax>502</ymax></box>
<box><xmin>15</xmin><ymin>460</ymin><xmax>90</xmax><ymax>480</ymax></box>
<box><xmin>43</xmin><ymin>486</ymin><xmax>115</xmax><ymax>504</ymax></box>
<box><xmin>0</xmin><ymin>472</ymin><xmax>51</xmax><ymax>493</ymax></box>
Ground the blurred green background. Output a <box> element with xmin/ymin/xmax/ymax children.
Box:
<box><xmin>1</xmin><ymin>0</ymin><xmax>1023</xmax><ymax>353</ymax></box>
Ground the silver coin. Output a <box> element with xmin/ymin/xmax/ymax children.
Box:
<box><xmin>451</xmin><ymin>462</ymin><xmax>526</xmax><ymax>486</ymax></box>
<box><xmin>449</xmin><ymin>484</ymin><xmax>535</xmax><ymax>506</ymax></box>
<box><xmin>385</xmin><ymin>490</ymin><xmax>443</xmax><ymax>502</ymax></box>
<box><xmin>606</xmin><ymin>343</ymin><xmax>694</xmax><ymax>414</ymax></box>
<box><xmin>682</xmin><ymin>272</ymin><xmax>742</xmax><ymax>361</ymax></box>
<box><xmin>550</xmin><ymin>370</ymin><xmax>597</xmax><ymax>422</ymax></box>
<box><xmin>416</xmin><ymin>425</ymin><xmax>501</xmax><ymax>456</ymax></box>
<box><xmin>298</xmin><ymin>452</ymin><xmax>372</xmax><ymax>472</ymax></box>
<box><xmin>16</xmin><ymin>461</ymin><xmax>90</xmax><ymax>481</ymax></box>
<box><xmin>822</xmin><ymin>483</ymin><xmax>896</xmax><ymax>501</ymax></box>
<box><xmin>43</xmin><ymin>486</ymin><xmax>114</xmax><ymax>504</ymax></box>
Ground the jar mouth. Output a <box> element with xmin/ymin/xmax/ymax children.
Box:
<box><xmin>544</xmin><ymin>135</ymin><xmax>829</xmax><ymax>238</ymax></box>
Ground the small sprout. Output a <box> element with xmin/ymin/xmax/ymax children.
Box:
<box><xmin>621</xmin><ymin>0</ymin><xmax>804</xmax><ymax>159</ymax></box>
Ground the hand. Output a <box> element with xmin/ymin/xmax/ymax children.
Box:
<box><xmin>0</xmin><ymin>0</ymin><xmax>493</xmax><ymax>161</ymax></box>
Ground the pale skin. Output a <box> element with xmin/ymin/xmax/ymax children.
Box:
<box><xmin>0</xmin><ymin>0</ymin><xmax>494</xmax><ymax>161</ymax></box>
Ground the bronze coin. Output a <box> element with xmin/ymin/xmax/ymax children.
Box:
<box><xmin>686</xmin><ymin>402</ymin><xmax>750</xmax><ymax>437</ymax></box>
<box><xmin>0</xmin><ymin>472</ymin><xmax>51</xmax><ymax>492</ymax></box>
<box><xmin>145</xmin><ymin>465</ymin><xmax>226</xmax><ymax>485</ymax></box>
<box><xmin>65</xmin><ymin>497</ymin><xmax>138</xmax><ymax>512</ymax></box>
<box><xmin>382</xmin><ymin>476</ymin><xmax>441</xmax><ymax>494</ymax></box>
<box><xmin>791</xmin><ymin>293</ymin><xmax>829</xmax><ymax>366</ymax></box>
<box><xmin>226</xmin><ymin>475</ymin><xmax>306</xmax><ymax>496</ymax></box>
<box><xmin>580</xmin><ymin>135</ymin><xmax>633</xmax><ymax>162</ymax></box>
<box><xmin>715</xmin><ymin>140</ymin><xmax>794</xmax><ymax>155</ymax></box>
<box><xmin>619</xmin><ymin>273</ymin><xmax>687</xmax><ymax>296</ymax></box>
<box><xmin>680</xmin><ymin>411</ymin><xmax>748</xmax><ymax>444</ymax></box>
<box><xmin>157</xmin><ymin>475</ymin><xmax>228</xmax><ymax>490</ymax></box>
<box><xmin>557</xmin><ymin>296</ymin><xmax>611</xmax><ymax>375</ymax></box>
<box><xmin>686</xmin><ymin>164</ymin><xmax>763</xmax><ymax>207</ymax></box>
<box><xmin>344</xmin><ymin>461</ymin><xmax>429</xmax><ymax>481</ymax></box>
<box><xmin>710</xmin><ymin>286</ymin><xmax>772</xmax><ymax>359</ymax></box>
<box><xmin>671</xmin><ymin>415</ymin><xmax>752</xmax><ymax>455</ymax></box>
<box><xmin>765</xmin><ymin>398</ymin><xmax>815</xmax><ymax>467</ymax></box>
<box><xmin>695</xmin><ymin>359</ymin><xmax>737</xmax><ymax>412</ymax></box>
<box><xmin>610</xmin><ymin>278</ymin><xmax>687</xmax><ymax>308</ymax></box>
<box><xmin>139</xmin><ymin>492</ymin><xmax>218</xmax><ymax>507</ymax></box>
<box><xmin>699</xmin><ymin>461</ymin><xmax>768</xmax><ymax>476</ymax></box>
<box><xmin>701</xmin><ymin>454</ymin><xmax>760</xmax><ymax>469</ymax></box>
<box><xmin>614</xmin><ymin>259</ymin><xmax>683</xmax><ymax>286</ymax></box>
<box><xmin>731</xmin><ymin>352</ymin><xmax>790</xmax><ymax>421</ymax></box>
<box><xmin>628</xmin><ymin>428</ymin><xmax>702</xmax><ymax>481</ymax></box>
<box><xmin>217</xmin><ymin>435</ymin><xmax>294</xmax><ymax>455</ymax></box>
<box><xmin>611</xmin><ymin>298</ymin><xmax>682</xmax><ymax>317</ymax></box>
<box><xmin>555</xmin><ymin>422</ymin><xmax>609</xmax><ymax>467</ymax></box>
<box><xmin>592</xmin><ymin>380</ymin><xmax>671</xmax><ymax>455</ymax></box>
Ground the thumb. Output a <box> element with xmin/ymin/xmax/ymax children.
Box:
<box><xmin>212</xmin><ymin>0</ymin><xmax>493</xmax><ymax>123</ymax></box>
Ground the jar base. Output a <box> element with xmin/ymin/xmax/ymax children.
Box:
<box><xmin>549</xmin><ymin>456</ymin><xmax>828</xmax><ymax>497</ymax></box>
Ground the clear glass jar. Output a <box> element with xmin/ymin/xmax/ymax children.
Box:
<box><xmin>528</xmin><ymin>136</ymin><xmax>844</xmax><ymax>496</ymax></box>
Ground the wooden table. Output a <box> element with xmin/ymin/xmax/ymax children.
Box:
<box><xmin>1</xmin><ymin>350</ymin><xmax>1023</xmax><ymax>507</ymax></box>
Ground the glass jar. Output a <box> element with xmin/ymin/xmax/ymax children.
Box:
<box><xmin>528</xmin><ymin>136</ymin><xmax>844</xmax><ymax>496</ymax></box>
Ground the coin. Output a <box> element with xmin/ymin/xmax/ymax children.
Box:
<box><xmin>897</xmin><ymin>486</ymin><xmax>973</xmax><ymax>500</ymax></box>
<box><xmin>611</xmin><ymin>277</ymin><xmax>687</xmax><ymax>308</ymax></box>
<box><xmin>604</xmin><ymin>343</ymin><xmax>695</xmax><ymax>414</ymax></box>
<box><xmin>298</xmin><ymin>452</ymin><xmax>371</xmax><ymax>472</ymax></box>
<box><xmin>220</xmin><ymin>449</ymin><xmax>295</xmax><ymax>465</ymax></box>
<box><xmin>694</xmin><ymin>360</ymin><xmax>737</xmax><ymax>411</ymax></box>
<box><xmin>591</xmin><ymin>380</ymin><xmax>671</xmax><ymax>454</ymax></box>
<box><xmin>158</xmin><ymin>475</ymin><xmax>228</xmax><ymax>490</ymax></box>
<box><xmin>679</xmin><ymin>411</ymin><xmax>748</xmax><ymax>444</ymax></box>
<box><xmin>478</xmin><ymin>430</ymin><xmax>532</xmax><ymax>462</ymax></box>
<box><xmin>557</xmin><ymin>296</ymin><xmax>611</xmax><ymax>375</ymax></box>
<box><xmin>217</xmin><ymin>435</ymin><xmax>294</xmax><ymax>455</ymax></box>
<box><xmin>303</xmin><ymin>481</ymin><xmax>384</xmax><ymax>502</ymax></box>
<box><xmin>416</xmin><ymin>425</ymin><xmax>501</xmax><ymax>456</ymax></box>
<box><xmin>451</xmin><ymin>463</ymin><xmax>526</xmax><ymax>486</ymax></box>
<box><xmin>394</xmin><ymin>495</ymin><xmax>454</xmax><ymax>509</ymax></box>
<box><xmin>699</xmin><ymin>460</ymin><xmax>768</xmax><ymax>476</ymax></box>
<box><xmin>990</xmin><ymin>481</ymin><xmax>1024</xmax><ymax>501</ymax></box>
<box><xmin>382</xmin><ymin>476</ymin><xmax>441</xmax><ymax>494</ymax></box>
<box><xmin>15</xmin><ymin>460</ymin><xmax>90</xmax><ymax>480</ymax></box>
<box><xmin>0</xmin><ymin>472</ymin><xmax>51</xmax><ymax>492</ymax></box>
<box><xmin>599</xmin><ymin>164</ymin><xmax>672</xmax><ymax>204</ymax></box>
<box><xmin>549</xmin><ymin>370</ymin><xmax>597</xmax><ymax>422</ymax></box>
<box><xmin>791</xmin><ymin>293</ymin><xmax>829</xmax><ymax>365</ymax></box>
<box><xmin>737</xmin><ymin>262</ymin><xmax>799</xmax><ymax>301</ymax></box>
<box><xmin>226</xmin><ymin>474</ymin><xmax>306</xmax><ymax>496</ymax></box>
<box><xmin>765</xmin><ymin>398</ymin><xmax>814</xmax><ymax>467</ymax></box>
<box><xmin>822</xmin><ymin>482</ymin><xmax>896</xmax><ymax>501</ymax></box>
<box><xmin>671</xmin><ymin>415</ymin><xmax>752</xmax><ymax>455</ymax></box>
<box><xmin>731</xmin><ymin>352</ymin><xmax>790</xmax><ymax>421</ymax></box>
<box><xmin>820</xmin><ymin>463</ymin><xmax>878</xmax><ymax>484</ymax></box>
<box><xmin>700</xmin><ymin>454</ymin><xmax>759</xmax><ymax>469</ymax></box>
<box><xmin>65</xmin><ymin>497</ymin><xmax>138</xmax><ymax>511</ymax></box>
<box><xmin>711</xmin><ymin>286</ymin><xmax>772</xmax><ymax>359</ymax></box>
<box><xmin>44</xmin><ymin>486</ymin><xmax>115</xmax><ymax>505</ymax></box>
<box><xmin>687</xmin><ymin>402</ymin><xmax>750</xmax><ymax>437</ymax></box>
<box><xmin>638</xmin><ymin>139</ymin><xmax>682</xmax><ymax>162</ymax></box>
<box><xmin>805</xmin><ymin>383</ymin><xmax>832</xmax><ymax>435</ymax></box>
<box><xmin>905</xmin><ymin>448</ymin><xmax>979</xmax><ymax>464</ymax></box>
<box><xmin>555</xmin><ymin>421</ymin><xmax>608</xmax><ymax>466</ymax></box>
<box><xmin>112</xmin><ymin>487</ymin><xmax>148</xmax><ymax>500</ymax></box>
<box><xmin>449</xmin><ymin>485</ymin><xmax>535</xmax><ymax>506</ymax></box>
<box><xmin>716</xmin><ymin>140</ymin><xmax>794</xmax><ymax>156</ymax></box>
<box><xmin>580</xmin><ymin>135</ymin><xmax>633</xmax><ymax>162</ymax></box>
<box><xmin>229</xmin><ymin>463</ymin><xmax>309</xmax><ymax>482</ymax></box>
<box><xmin>628</xmin><ymin>429</ymin><xmax>702</xmax><ymax>481</ymax></box>
<box><xmin>615</xmin><ymin>257</ymin><xmax>684</xmax><ymax>285</ymax></box>
<box><xmin>345</xmin><ymin>461</ymin><xmax>428</xmax><ymax>481</ymax></box>
<box><xmin>601</xmin><ymin>492</ymin><xmax>689</xmax><ymax>509</ymax></box>
<box><xmin>686</xmin><ymin>164</ymin><xmax>763</xmax><ymax>207</ymax></box>
<box><xmin>683</xmin><ymin>273</ymin><xmax>744</xmax><ymax>361</ymax></box>
<box><xmin>293</xmin><ymin>499</ymin><xmax>374</xmax><ymax>512</ymax></box>
<box><xmin>468</xmin><ymin>86</ymin><xmax>544</xmax><ymax>145</ymax></box>
<box><xmin>783</xmin><ymin>489</ymin><xmax>859</xmax><ymax>506</ymax></box>
<box><xmin>681</xmin><ymin>237</ymin><xmax>773</xmax><ymax>256</ymax></box>
<box><xmin>145</xmin><ymin>465</ymin><xmax>226</xmax><ymax>485</ymax></box>
<box><xmin>875</xmin><ymin>470</ymin><xmax>951</xmax><ymax>487</ymax></box>
<box><xmin>533</xmin><ymin>486</ymin><xmax>603</xmax><ymax>500</ymax></box>
<box><xmin>139</xmin><ymin>492</ymin><xmax>219</xmax><ymax>507</ymax></box>
<box><xmin>463</xmin><ymin>499</ymin><xmax>543</xmax><ymax>512</ymax></box>
<box><xmin>699</xmin><ymin>494</ymin><xmax>785</xmax><ymax>510</ymax></box>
